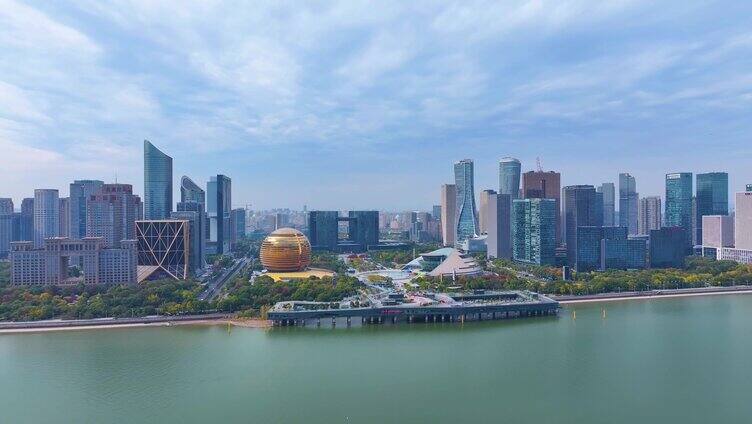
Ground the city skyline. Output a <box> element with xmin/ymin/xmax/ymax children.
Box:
<box><xmin>2</xmin><ymin>1</ymin><xmax>752</xmax><ymax>210</ymax></box>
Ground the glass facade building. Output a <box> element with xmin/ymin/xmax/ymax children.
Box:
<box><xmin>348</xmin><ymin>211</ymin><xmax>379</xmax><ymax>250</ymax></box>
<box><xmin>69</xmin><ymin>180</ymin><xmax>104</xmax><ymax>240</ymax></box>
<box><xmin>665</xmin><ymin>173</ymin><xmax>693</xmax><ymax>250</ymax></box>
<box><xmin>695</xmin><ymin>172</ymin><xmax>728</xmax><ymax>245</ymax></box>
<box><xmin>563</xmin><ymin>185</ymin><xmax>599</xmax><ymax>266</ymax></box>
<box><xmin>499</xmin><ymin>157</ymin><xmax>521</xmax><ymax>200</ymax></box>
<box><xmin>180</xmin><ymin>176</ymin><xmax>205</xmax><ymax>204</ymax></box>
<box><xmin>33</xmin><ymin>189</ymin><xmax>59</xmax><ymax>248</ymax></box>
<box><xmin>649</xmin><ymin>226</ymin><xmax>687</xmax><ymax>268</ymax></box>
<box><xmin>597</xmin><ymin>183</ymin><xmax>616</xmax><ymax>226</ymax></box>
<box><xmin>454</xmin><ymin>159</ymin><xmax>478</xmax><ymax>243</ymax></box>
<box><xmin>308</xmin><ymin>211</ymin><xmax>339</xmax><ymax>250</ymax></box>
<box><xmin>207</xmin><ymin>175</ymin><xmax>231</xmax><ymax>254</ymax></box>
<box><xmin>512</xmin><ymin>198</ymin><xmax>556</xmax><ymax>265</ymax></box>
<box><xmin>176</xmin><ymin>201</ymin><xmax>207</xmax><ymax>271</ymax></box>
<box><xmin>618</xmin><ymin>173</ymin><xmax>638</xmax><ymax>235</ymax></box>
<box><xmin>143</xmin><ymin>140</ymin><xmax>173</xmax><ymax>220</ymax></box>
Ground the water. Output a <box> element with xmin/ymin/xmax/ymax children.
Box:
<box><xmin>2</xmin><ymin>294</ymin><xmax>752</xmax><ymax>423</ymax></box>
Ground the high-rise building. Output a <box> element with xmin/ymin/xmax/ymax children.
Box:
<box><xmin>19</xmin><ymin>198</ymin><xmax>33</xmax><ymax>242</ymax></box>
<box><xmin>454</xmin><ymin>159</ymin><xmax>478</xmax><ymax>243</ymax></box>
<box><xmin>597</xmin><ymin>183</ymin><xmax>615</xmax><ymax>226</ymax></box>
<box><xmin>0</xmin><ymin>198</ymin><xmax>13</xmax><ymax>215</ymax></box>
<box><xmin>143</xmin><ymin>140</ymin><xmax>173</xmax><ymax>220</ymax></box>
<box><xmin>486</xmin><ymin>192</ymin><xmax>512</xmax><ymax>260</ymax></box>
<box><xmin>440</xmin><ymin>184</ymin><xmax>457</xmax><ymax>247</ymax></box>
<box><xmin>563</xmin><ymin>185</ymin><xmax>599</xmax><ymax>266</ymax></box>
<box><xmin>176</xmin><ymin>201</ymin><xmax>206</xmax><ymax>271</ymax></box>
<box><xmin>207</xmin><ymin>175</ymin><xmax>231</xmax><ymax>254</ymax></box>
<box><xmin>649</xmin><ymin>227</ymin><xmax>687</xmax><ymax>268</ymax></box>
<box><xmin>231</xmin><ymin>208</ymin><xmax>247</xmax><ymax>246</ymax></box>
<box><xmin>348</xmin><ymin>211</ymin><xmax>379</xmax><ymax>250</ymax></box>
<box><xmin>33</xmin><ymin>189</ymin><xmax>59</xmax><ymax>248</ymax></box>
<box><xmin>639</xmin><ymin>196</ymin><xmax>662</xmax><ymax>235</ymax></box>
<box><xmin>69</xmin><ymin>180</ymin><xmax>104</xmax><ymax>239</ymax></box>
<box><xmin>58</xmin><ymin>197</ymin><xmax>70</xmax><ymax>238</ymax></box>
<box><xmin>180</xmin><ymin>176</ymin><xmax>205</xmax><ymax>204</ymax></box>
<box><xmin>702</xmin><ymin>215</ymin><xmax>734</xmax><ymax>249</ymax></box>
<box><xmin>136</xmin><ymin>220</ymin><xmax>190</xmax><ymax>281</ymax></box>
<box><xmin>499</xmin><ymin>157</ymin><xmax>521</xmax><ymax>200</ymax></box>
<box><xmin>0</xmin><ymin>213</ymin><xmax>20</xmax><ymax>258</ymax></box>
<box><xmin>665</xmin><ymin>173</ymin><xmax>693</xmax><ymax>250</ymax></box>
<box><xmin>86</xmin><ymin>184</ymin><xmax>142</xmax><ymax>248</ymax></box>
<box><xmin>594</xmin><ymin>191</ymin><xmax>604</xmax><ymax>227</ymax></box>
<box><xmin>522</xmin><ymin>170</ymin><xmax>561</xmax><ymax>243</ymax></box>
<box><xmin>308</xmin><ymin>211</ymin><xmax>339</xmax><ymax>250</ymax></box>
<box><xmin>512</xmin><ymin>198</ymin><xmax>556</xmax><ymax>265</ymax></box>
<box><xmin>478</xmin><ymin>189</ymin><xmax>495</xmax><ymax>235</ymax></box>
<box><xmin>575</xmin><ymin>226</ymin><xmax>646</xmax><ymax>272</ymax></box>
<box><xmin>735</xmin><ymin>192</ymin><xmax>752</xmax><ymax>250</ymax></box>
<box><xmin>618</xmin><ymin>173</ymin><xmax>638</xmax><ymax>235</ymax></box>
<box><xmin>695</xmin><ymin>172</ymin><xmax>728</xmax><ymax>245</ymax></box>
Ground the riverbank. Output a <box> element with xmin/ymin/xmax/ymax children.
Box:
<box><xmin>554</xmin><ymin>285</ymin><xmax>752</xmax><ymax>304</ymax></box>
<box><xmin>0</xmin><ymin>314</ymin><xmax>272</xmax><ymax>334</ymax></box>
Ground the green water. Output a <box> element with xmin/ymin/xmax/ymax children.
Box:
<box><xmin>2</xmin><ymin>295</ymin><xmax>752</xmax><ymax>424</ymax></box>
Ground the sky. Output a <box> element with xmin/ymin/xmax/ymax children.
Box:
<box><xmin>1</xmin><ymin>0</ymin><xmax>752</xmax><ymax>211</ymax></box>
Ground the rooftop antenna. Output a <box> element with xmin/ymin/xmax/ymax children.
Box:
<box><xmin>536</xmin><ymin>157</ymin><xmax>543</xmax><ymax>172</ymax></box>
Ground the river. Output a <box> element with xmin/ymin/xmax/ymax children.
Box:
<box><xmin>2</xmin><ymin>294</ymin><xmax>751</xmax><ymax>423</ymax></box>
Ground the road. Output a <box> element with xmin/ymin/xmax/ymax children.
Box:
<box><xmin>198</xmin><ymin>257</ymin><xmax>249</xmax><ymax>301</ymax></box>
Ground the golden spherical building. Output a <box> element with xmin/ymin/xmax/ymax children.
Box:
<box><xmin>260</xmin><ymin>228</ymin><xmax>312</xmax><ymax>272</ymax></box>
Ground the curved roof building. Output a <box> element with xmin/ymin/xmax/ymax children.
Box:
<box><xmin>180</xmin><ymin>176</ymin><xmax>205</xmax><ymax>204</ymax></box>
<box><xmin>499</xmin><ymin>157</ymin><xmax>521</xmax><ymax>199</ymax></box>
<box><xmin>260</xmin><ymin>228</ymin><xmax>312</xmax><ymax>272</ymax></box>
<box><xmin>144</xmin><ymin>140</ymin><xmax>172</xmax><ymax>220</ymax></box>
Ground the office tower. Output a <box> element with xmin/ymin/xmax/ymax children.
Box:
<box><xmin>136</xmin><ymin>220</ymin><xmax>189</xmax><ymax>280</ymax></box>
<box><xmin>597</xmin><ymin>183</ymin><xmax>615</xmax><ymax>226</ymax></box>
<box><xmin>522</xmin><ymin>170</ymin><xmax>561</xmax><ymax>243</ymax></box>
<box><xmin>58</xmin><ymin>197</ymin><xmax>70</xmax><ymax>237</ymax></box>
<box><xmin>618</xmin><ymin>173</ymin><xmax>638</xmax><ymax>235</ymax></box>
<box><xmin>432</xmin><ymin>205</ymin><xmax>441</xmax><ymax>221</ymax></box>
<box><xmin>563</xmin><ymin>185</ymin><xmax>599</xmax><ymax>266</ymax></box>
<box><xmin>512</xmin><ymin>198</ymin><xmax>556</xmax><ymax>265</ymax></box>
<box><xmin>576</xmin><ymin>226</ymin><xmax>646</xmax><ymax>272</ymax></box>
<box><xmin>308</xmin><ymin>211</ymin><xmax>339</xmax><ymax>250</ymax></box>
<box><xmin>454</xmin><ymin>159</ymin><xmax>479</xmax><ymax>243</ymax></box>
<box><xmin>695</xmin><ymin>172</ymin><xmax>729</xmax><ymax>245</ymax></box>
<box><xmin>486</xmin><ymin>193</ymin><xmax>512</xmax><ymax>260</ymax></box>
<box><xmin>499</xmin><ymin>157</ymin><xmax>521</xmax><ymax>199</ymax></box>
<box><xmin>440</xmin><ymin>184</ymin><xmax>457</xmax><ymax>246</ymax></box>
<box><xmin>348</xmin><ymin>211</ymin><xmax>379</xmax><ymax>250</ymax></box>
<box><xmin>10</xmin><ymin>238</ymin><xmax>137</xmax><ymax>285</ymax></box>
<box><xmin>639</xmin><ymin>196</ymin><xmax>662</xmax><ymax>235</ymax></box>
<box><xmin>735</xmin><ymin>192</ymin><xmax>752</xmax><ymax>250</ymax></box>
<box><xmin>478</xmin><ymin>189</ymin><xmax>496</xmax><ymax>234</ymax></box>
<box><xmin>33</xmin><ymin>189</ymin><xmax>59</xmax><ymax>248</ymax></box>
<box><xmin>649</xmin><ymin>227</ymin><xmax>687</xmax><ymax>268</ymax></box>
<box><xmin>231</xmin><ymin>208</ymin><xmax>247</xmax><ymax>245</ymax></box>
<box><xmin>69</xmin><ymin>180</ymin><xmax>104</xmax><ymax>239</ymax></box>
<box><xmin>0</xmin><ymin>198</ymin><xmax>13</xmax><ymax>215</ymax></box>
<box><xmin>172</xmin><ymin>206</ymin><xmax>205</xmax><ymax>274</ymax></box>
<box><xmin>143</xmin><ymin>140</ymin><xmax>172</xmax><ymax>220</ymax></box>
<box><xmin>702</xmin><ymin>215</ymin><xmax>734</xmax><ymax>249</ymax></box>
<box><xmin>180</xmin><ymin>176</ymin><xmax>205</xmax><ymax>204</ymax></box>
<box><xmin>20</xmin><ymin>198</ymin><xmax>33</xmax><ymax>241</ymax></box>
<box><xmin>665</xmin><ymin>173</ymin><xmax>693</xmax><ymax>250</ymax></box>
<box><xmin>602</xmin><ymin>237</ymin><xmax>647</xmax><ymax>270</ymax></box>
<box><xmin>86</xmin><ymin>184</ymin><xmax>142</xmax><ymax>247</ymax></box>
<box><xmin>207</xmin><ymin>175</ymin><xmax>231</xmax><ymax>254</ymax></box>
<box><xmin>594</xmin><ymin>191</ymin><xmax>604</xmax><ymax>227</ymax></box>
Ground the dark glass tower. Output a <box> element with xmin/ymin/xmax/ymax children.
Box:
<box><xmin>665</xmin><ymin>173</ymin><xmax>693</xmax><ymax>250</ymax></box>
<box><xmin>454</xmin><ymin>159</ymin><xmax>478</xmax><ymax>243</ymax></box>
<box><xmin>563</xmin><ymin>185</ymin><xmax>599</xmax><ymax>266</ymax></box>
<box><xmin>695</xmin><ymin>172</ymin><xmax>728</xmax><ymax>245</ymax></box>
<box><xmin>143</xmin><ymin>140</ymin><xmax>173</xmax><ymax>220</ymax></box>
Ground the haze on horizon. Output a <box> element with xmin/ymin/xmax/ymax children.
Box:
<box><xmin>1</xmin><ymin>0</ymin><xmax>751</xmax><ymax>211</ymax></box>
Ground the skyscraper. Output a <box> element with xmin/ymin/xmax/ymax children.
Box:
<box><xmin>735</xmin><ymin>192</ymin><xmax>752</xmax><ymax>250</ymax></box>
<box><xmin>176</xmin><ymin>201</ymin><xmax>207</xmax><ymax>271</ymax></box>
<box><xmin>0</xmin><ymin>198</ymin><xmax>13</xmax><ymax>215</ymax></box>
<box><xmin>563</xmin><ymin>185</ymin><xmax>599</xmax><ymax>266</ymax></box>
<box><xmin>665</xmin><ymin>172</ymin><xmax>693</xmax><ymax>250</ymax></box>
<box><xmin>143</xmin><ymin>140</ymin><xmax>172</xmax><ymax>220</ymax></box>
<box><xmin>348</xmin><ymin>211</ymin><xmax>379</xmax><ymax>250</ymax></box>
<box><xmin>33</xmin><ymin>189</ymin><xmax>59</xmax><ymax>248</ymax></box>
<box><xmin>512</xmin><ymin>198</ymin><xmax>556</xmax><ymax>265</ymax></box>
<box><xmin>499</xmin><ymin>157</ymin><xmax>521</xmax><ymax>199</ymax></box>
<box><xmin>180</xmin><ymin>176</ymin><xmax>205</xmax><ymax>204</ymax></box>
<box><xmin>695</xmin><ymin>172</ymin><xmax>728</xmax><ymax>245</ymax></box>
<box><xmin>86</xmin><ymin>184</ymin><xmax>142</xmax><ymax>247</ymax></box>
<box><xmin>478</xmin><ymin>189</ymin><xmax>495</xmax><ymax>235</ymax></box>
<box><xmin>597</xmin><ymin>183</ymin><xmax>615</xmax><ymax>226</ymax></box>
<box><xmin>231</xmin><ymin>208</ymin><xmax>247</xmax><ymax>246</ymax></box>
<box><xmin>454</xmin><ymin>159</ymin><xmax>478</xmax><ymax>243</ymax></box>
<box><xmin>486</xmin><ymin>192</ymin><xmax>512</xmax><ymax>260</ymax></box>
<box><xmin>0</xmin><ymin>199</ymin><xmax>18</xmax><ymax>259</ymax></box>
<box><xmin>20</xmin><ymin>198</ymin><xmax>33</xmax><ymax>242</ymax></box>
<box><xmin>308</xmin><ymin>211</ymin><xmax>339</xmax><ymax>250</ymax></box>
<box><xmin>618</xmin><ymin>173</ymin><xmax>638</xmax><ymax>235</ymax></box>
<box><xmin>58</xmin><ymin>197</ymin><xmax>70</xmax><ymax>237</ymax></box>
<box><xmin>440</xmin><ymin>184</ymin><xmax>457</xmax><ymax>247</ymax></box>
<box><xmin>522</xmin><ymin>170</ymin><xmax>561</xmax><ymax>243</ymax></box>
<box><xmin>136</xmin><ymin>220</ymin><xmax>189</xmax><ymax>280</ymax></box>
<box><xmin>638</xmin><ymin>196</ymin><xmax>662</xmax><ymax>235</ymax></box>
<box><xmin>207</xmin><ymin>175</ymin><xmax>231</xmax><ymax>254</ymax></box>
<box><xmin>69</xmin><ymin>180</ymin><xmax>104</xmax><ymax>239</ymax></box>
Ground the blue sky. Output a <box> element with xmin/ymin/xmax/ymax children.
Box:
<box><xmin>1</xmin><ymin>0</ymin><xmax>751</xmax><ymax>210</ymax></box>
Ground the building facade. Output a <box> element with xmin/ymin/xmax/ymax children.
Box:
<box><xmin>308</xmin><ymin>211</ymin><xmax>339</xmax><ymax>250</ymax></box>
<box><xmin>638</xmin><ymin>196</ymin><xmax>662</xmax><ymax>236</ymax></box>
<box><xmin>695</xmin><ymin>172</ymin><xmax>728</xmax><ymax>245</ymax></box>
<box><xmin>665</xmin><ymin>172</ymin><xmax>693</xmax><ymax>250</ymax></box>
<box><xmin>736</xmin><ymin>191</ymin><xmax>752</xmax><ymax>250</ymax></box>
<box><xmin>136</xmin><ymin>220</ymin><xmax>190</xmax><ymax>281</ymax></box>
<box><xmin>86</xmin><ymin>184</ymin><xmax>143</xmax><ymax>248</ymax></box>
<box><xmin>20</xmin><ymin>198</ymin><xmax>33</xmax><ymax>242</ymax></box>
<box><xmin>207</xmin><ymin>175</ymin><xmax>231</xmax><ymax>254</ymax></box>
<box><xmin>171</xmin><ymin>208</ymin><xmax>206</xmax><ymax>275</ymax></box>
<box><xmin>231</xmin><ymin>208</ymin><xmax>247</xmax><ymax>247</ymax></box>
<box><xmin>521</xmin><ymin>171</ymin><xmax>561</xmax><ymax>243</ymax></box>
<box><xmin>0</xmin><ymin>213</ymin><xmax>20</xmax><ymax>258</ymax></box>
<box><xmin>143</xmin><ymin>140</ymin><xmax>173</xmax><ymax>220</ymax></box>
<box><xmin>597</xmin><ymin>183</ymin><xmax>616</xmax><ymax>227</ymax></box>
<box><xmin>649</xmin><ymin>227</ymin><xmax>687</xmax><ymax>268</ymax></box>
<box><xmin>563</xmin><ymin>185</ymin><xmax>599</xmax><ymax>266</ymax></box>
<box><xmin>10</xmin><ymin>238</ymin><xmax>137</xmax><ymax>286</ymax></box>
<box><xmin>33</xmin><ymin>189</ymin><xmax>59</xmax><ymax>248</ymax></box>
<box><xmin>454</xmin><ymin>159</ymin><xmax>479</xmax><ymax>243</ymax></box>
<box><xmin>499</xmin><ymin>157</ymin><xmax>521</xmax><ymax>199</ymax></box>
<box><xmin>69</xmin><ymin>180</ymin><xmax>104</xmax><ymax>239</ymax></box>
<box><xmin>486</xmin><ymin>192</ymin><xmax>512</xmax><ymax>260</ymax></box>
<box><xmin>348</xmin><ymin>211</ymin><xmax>379</xmax><ymax>250</ymax></box>
<box><xmin>440</xmin><ymin>184</ymin><xmax>457</xmax><ymax>247</ymax></box>
<box><xmin>180</xmin><ymin>176</ymin><xmax>205</xmax><ymax>204</ymax></box>
<box><xmin>512</xmin><ymin>198</ymin><xmax>556</xmax><ymax>265</ymax></box>
<box><xmin>701</xmin><ymin>215</ymin><xmax>734</xmax><ymax>249</ymax></box>
<box><xmin>618</xmin><ymin>173</ymin><xmax>638</xmax><ymax>235</ymax></box>
<box><xmin>478</xmin><ymin>189</ymin><xmax>495</xmax><ymax>235</ymax></box>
